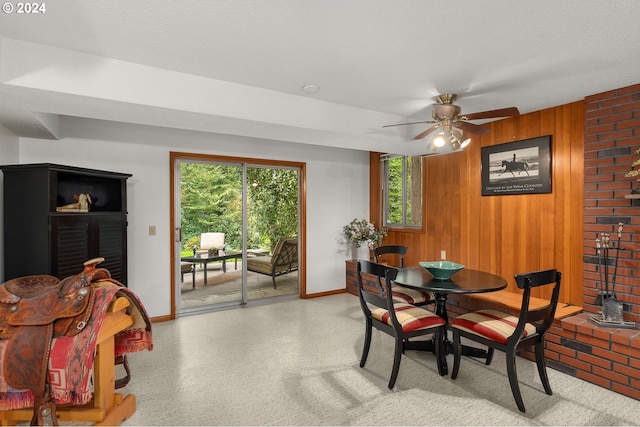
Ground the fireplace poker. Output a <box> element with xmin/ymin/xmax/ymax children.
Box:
<box><xmin>596</xmin><ymin>234</ymin><xmax>603</xmax><ymax>298</ymax></box>
<box><xmin>611</xmin><ymin>223</ymin><xmax>624</xmax><ymax>295</ymax></box>
<box><xmin>602</xmin><ymin>226</ymin><xmax>624</xmax><ymax>323</ymax></box>
<box><xmin>603</xmin><ymin>233</ymin><xmax>610</xmax><ymax>299</ymax></box>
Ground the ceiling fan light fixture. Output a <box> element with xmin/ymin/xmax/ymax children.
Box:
<box><xmin>433</xmin><ymin>132</ymin><xmax>446</xmax><ymax>147</ymax></box>
<box><xmin>450</xmin><ymin>130</ymin><xmax>471</xmax><ymax>150</ymax></box>
<box><xmin>382</xmin><ymin>93</ymin><xmax>518</xmax><ymax>145</ymax></box>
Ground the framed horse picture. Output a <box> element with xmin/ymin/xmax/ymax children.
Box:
<box><xmin>481</xmin><ymin>135</ymin><xmax>552</xmax><ymax>196</ymax></box>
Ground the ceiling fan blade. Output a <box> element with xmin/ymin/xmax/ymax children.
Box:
<box><xmin>462</xmin><ymin>107</ymin><xmax>520</xmax><ymax>121</ymax></box>
<box><xmin>413</xmin><ymin>124</ymin><xmax>440</xmax><ymax>140</ymax></box>
<box><xmin>382</xmin><ymin>120</ymin><xmax>436</xmax><ymax>128</ymax></box>
<box><xmin>455</xmin><ymin>121</ymin><xmax>492</xmax><ymax>135</ymax></box>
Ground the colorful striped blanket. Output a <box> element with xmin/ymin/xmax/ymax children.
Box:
<box><xmin>0</xmin><ymin>280</ymin><xmax>153</xmax><ymax>410</ymax></box>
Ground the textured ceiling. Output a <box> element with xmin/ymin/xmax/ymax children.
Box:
<box><xmin>1</xmin><ymin>0</ymin><xmax>639</xmax><ymax>155</ymax></box>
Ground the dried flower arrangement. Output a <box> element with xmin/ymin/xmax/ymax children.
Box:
<box><xmin>625</xmin><ymin>147</ymin><xmax>640</xmax><ymax>178</ymax></box>
<box><xmin>342</xmin><ymin>218</ymin><xmax>387</xmax><ymax>249</ymax></box>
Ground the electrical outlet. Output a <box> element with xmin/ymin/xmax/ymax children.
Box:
<box><xmin>149</xmin><ymin>225</ymin><xmax>156</xmax><ymax>236</ymax></box>
<box><xmin>440</xmin><ymin>250</ymin><xmax>446</xmax><ymax>260</ymax></box>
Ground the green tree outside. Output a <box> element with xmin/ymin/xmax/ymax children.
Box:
<box><xmin>180</xmin><ymin>162</ymin><xmax>298</xmax><ymax>254</ymax></box>
<box><xmin>246</xmin><ymin>167</ymin><xmax>299</xmax><ymax>252</ymax></box>
<box><xmin>385</xmin><ymin>156</ymin><xmax>422</xmax><ymax>226</ymax></box>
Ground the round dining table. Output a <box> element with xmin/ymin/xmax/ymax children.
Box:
<box><xmin>394</xmin><ymin>266</ymin><xmax>507</xmax><ymax>322</ymax></box>
<box><xmin>393</xmin><ymin>266</ymin><xmax>508</xmax><ymax>375</ymax></box>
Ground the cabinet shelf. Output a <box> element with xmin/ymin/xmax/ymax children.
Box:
<box><xmin>1</xmin><ymin>163</ymin><xmax>131</xmax><ymax>285</ymax></box>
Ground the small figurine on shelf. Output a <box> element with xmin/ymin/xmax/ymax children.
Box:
<box><xmin>56</xmin><ymin>193</ymin><xmax>92</xmax><ymax>212</ymax></box>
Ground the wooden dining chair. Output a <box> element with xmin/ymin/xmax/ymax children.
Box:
<box><xmin>449</xmin><ymin>269</ymin><xmax>562</xmax><ymax>412</ymax></box>
<box><xmin>373</xmin><ymin>245</ymin><xmax>434</xmax><ymax>307</ymax></box>
<box><xmin>356</xmin><ymin>260</ymin><xmax>446</xmax><ymax>389</ymax></box>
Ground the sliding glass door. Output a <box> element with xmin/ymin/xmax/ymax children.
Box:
<box><xmin>173</xmin><ymin>156</ymin><xmax>300</xmax><ymax>315</ymax></box>
<box><xmin>245</xmin><ymin>166</ymin><xmax>299</xmax><ymax>302</ymax></box>
<box><xmin>177</xmin><ymin>160</ymin><xmax>244</xmax><ymax>312</ymax></box>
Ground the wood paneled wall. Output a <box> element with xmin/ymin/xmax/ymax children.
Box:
<box><xmin>370</xmin><ymin>101</ymin><xmax>585</xmax><ymax>305</ymax></box>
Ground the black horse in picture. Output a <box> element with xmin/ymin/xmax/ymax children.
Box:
<box><xmin>499</xmin><ymin>160</ymin><xmax>529</xmax><ymax>177</ymax></box>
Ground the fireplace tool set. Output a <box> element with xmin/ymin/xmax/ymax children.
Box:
<box><xmin>589</xmin><ymin>223</ymin><xmax>637</xmax><ymax>328</ymax></box>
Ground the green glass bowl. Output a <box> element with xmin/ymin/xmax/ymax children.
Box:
<box><xmin>419</xmin><ymin>261</ymin><xmax>464</xmax><ymax>280</ymax></box>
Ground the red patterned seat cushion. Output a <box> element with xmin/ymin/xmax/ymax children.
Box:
<box><xmin>391</xmin><ymin>285</ymin><xmax>433</xmax><ymax>305</ymax></box>
<box><xmin>371</xmin><ymin>303</ymin><xmax>445</xmax><ymax>332</ymax></box>
<box><xmin>450</xmin><ymin>309</ymin><xmax>537</xmax><ymax>345</ymax></box>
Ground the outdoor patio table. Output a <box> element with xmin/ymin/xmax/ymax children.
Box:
<box><xmin>181</xmin><ymin>251</ymin><xmax>243</xmax><ymax>289</ymax></box>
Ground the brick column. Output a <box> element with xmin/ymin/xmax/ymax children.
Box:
<box><xmin>583</xmin><ymin>83</ymin><xmax>640</xmax><ymax>323</ymax></box>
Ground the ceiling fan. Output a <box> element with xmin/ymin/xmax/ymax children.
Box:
<box><xmin>383</xmin><ymin>93</ymin><xmax>520</xmax><ymax>150</ymax></box>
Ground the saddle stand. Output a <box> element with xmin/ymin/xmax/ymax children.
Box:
<box><xmin>0</xmin><ymin>258</ymin><xmax>111</xmax><ymax>426</ymax></box>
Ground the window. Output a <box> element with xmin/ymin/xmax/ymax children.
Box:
<box><xmin>381</xmin><ymin>155</ymin><xmax>422</xmax><ymax>228</ymax></box>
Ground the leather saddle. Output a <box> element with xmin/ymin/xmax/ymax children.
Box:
<box><xmin>0</xmin><ymin>258</ymin><xmax>110</xmax><ymax>425</ymax></box>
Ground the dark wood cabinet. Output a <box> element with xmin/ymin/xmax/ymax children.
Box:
<box><xmin>1</xmin><ymin>163</ymin><xmax>131</xmax><ymax>285</ymax></box>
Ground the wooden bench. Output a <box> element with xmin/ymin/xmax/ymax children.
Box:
<box><xmin>465</xmin><ymin>290</ymin><xmax>582</xmax><ymax>320</ymax></box>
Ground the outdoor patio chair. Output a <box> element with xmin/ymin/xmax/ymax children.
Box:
<box><xmin>194</xmin><ymin>232</ymin><xmax>226</xmax><ymax>270</ymax></box>
<box><xmin>196</xmin><ymin>232</ymin><xmax>225</xmax><ymax>256</ymax></box>
<box><xmin>246</xmin><ymin>237</ymin><xmax>298</xmax><ymax>288</ymax></box>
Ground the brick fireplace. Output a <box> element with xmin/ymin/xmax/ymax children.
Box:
<box><xmin>583</xmin><ymin>83</ymin><xmax>640</xmax><ymax>323</ymax></box>
<box><xmin>570</xmin><ymin>83</ymin><xmax>640</xmax><ymax>400</ymax></box>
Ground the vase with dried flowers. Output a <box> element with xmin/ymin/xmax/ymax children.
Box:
<box><xmin>342</xmin><ymin>218</ymin><xmax>387</xmax><ymax>259</ymax></box>
<box><xmin>624</xmin><ymin>147</ymin><xmax>640</xmax><ymax>193</ymax></box>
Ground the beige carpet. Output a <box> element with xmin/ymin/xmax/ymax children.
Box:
<box><xmin>180</xmin><ymin>262</ymin><xmax>298</xmax><ymax>308</ymax></box>
<box><xmin>122</xmin><ymin>293</ymin><xmax>640</xmax><ymax>426</ymax></box>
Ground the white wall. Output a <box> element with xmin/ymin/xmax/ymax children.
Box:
<box><xmin>0</xmin><ymin>124</ymin><xmax>20</xmax><ymax>283</ymax></box>
<box><xmin>15</xmin><ymin>117</ymin><xmax>370</xmax><ymax>318</ymax></box>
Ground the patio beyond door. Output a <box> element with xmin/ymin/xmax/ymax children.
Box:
<box><xmin>174</xmin><ymin>157</ymin><xmax>300</xmax><ymax>315</ymax></box>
